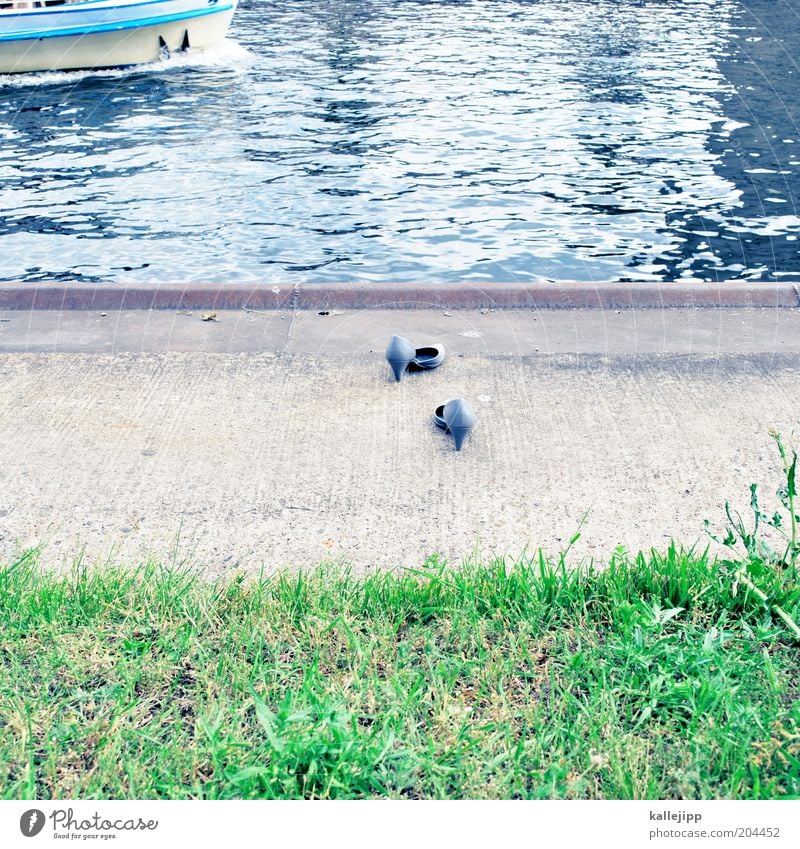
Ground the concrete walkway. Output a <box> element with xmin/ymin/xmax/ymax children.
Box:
<box><xmin>1</xmin><ymin>308</ymin><xmax>799</xmax><ymax>573</ymax></box>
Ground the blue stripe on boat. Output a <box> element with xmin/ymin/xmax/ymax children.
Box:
<box><xmin>0</xmin><ymin>0</ymin><xmax>203</xmax><ymax>20</ymax></box>
<box><xmin>0</xmin><ymin>3</ymin><xmax>232</xmax><ymax>41</ymax></box>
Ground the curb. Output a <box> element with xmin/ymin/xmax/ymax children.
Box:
<box><xmin>1</xmin><ymin>281</ymin><xmax>799</xmax><ymax>311</ymax></box>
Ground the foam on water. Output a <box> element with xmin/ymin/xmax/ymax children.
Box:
<box><xmin>0</xmin><ymin>38</ymin><xmax>253</xmax><ymax>88</ymax></box>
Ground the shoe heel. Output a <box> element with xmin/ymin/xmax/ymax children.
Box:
<box><xmin>450</xmin><ymin>425</ymin><xmax>473</xmax><ymax>451</ymax></box>
<box><xmin>385</xmin><ymin>335</ymin><xmax>416</xmax><ymax>382</ymax></box>
<box><xmin>388</xmin><ymin>358</ymin><xmax>411</xmax><ymax>382</ymax></box>
<box><xmin>441</xmin><ymin>398</ymin><xmax>476</xmax><ymax>451</ymax></box>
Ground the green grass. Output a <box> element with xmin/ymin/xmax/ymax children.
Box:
<box><xmin>1</xmin><ymin>545</ymin><xmax>798</xmax><ymax>800</ymax></box>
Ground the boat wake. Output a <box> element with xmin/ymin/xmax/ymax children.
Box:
<box><xmin>0</xmin><ymin>38</ymin><xmax>253</xmax><ymax>87</ymax></box>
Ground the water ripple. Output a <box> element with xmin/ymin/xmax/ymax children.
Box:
<box><xmin>0</xmin><ymin>0</ymin><xmax>798</xmax><ymax>283</ymax></box>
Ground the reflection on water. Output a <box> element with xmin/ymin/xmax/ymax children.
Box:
<box><xmin>0</xmin><ymin>0</ymin><xmax>797</xmax><ymax>284</ymax></box>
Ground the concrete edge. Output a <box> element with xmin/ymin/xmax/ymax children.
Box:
<box><xmin>1</xmin><ymin>280</ymin><xmax>799</xmax><ymax>311</ymax></box>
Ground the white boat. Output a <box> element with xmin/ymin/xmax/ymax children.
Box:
<box><xmin>0</xmin><ymin>0</ymin><xmax>237</xmax><ymax>74</ymax></box>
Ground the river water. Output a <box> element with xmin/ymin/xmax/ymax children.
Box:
<box><xmin>0</xmin><ymin>0</ymin><xmax>798</xmax><ymax>284</ymax></box>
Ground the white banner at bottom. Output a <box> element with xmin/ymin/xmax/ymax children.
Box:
<box><xmin>1</xmin><ymin>799</ymin><xmax>798</xmax><ymax>849</ymax></box>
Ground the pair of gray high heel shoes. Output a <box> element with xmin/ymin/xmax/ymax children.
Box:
<box><xmin>385</xmin><ymin>335</ymin><xmax>476</xmax><ymax>452</ymax></box>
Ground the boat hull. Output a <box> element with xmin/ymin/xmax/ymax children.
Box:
<box><xmin>0</xmin><ymin>2</ymin><xmax>235</xmax><ymax>73</ymax></box>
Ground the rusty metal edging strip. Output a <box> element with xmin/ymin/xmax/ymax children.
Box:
<box><xmin>0</xmin><ymin>281</ymin><xmax>799</xmax><ymax>311</ymax></box>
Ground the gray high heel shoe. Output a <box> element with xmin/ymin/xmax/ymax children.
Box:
<box><xmin>434</xmin><ymin>398</ymin><xmax>476</xmax><ymax>451</ymax></box>
<box><xmin>385</xmin><ymin>335</ymin><xmax>445</xmax><ymax>382</ymax></box>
